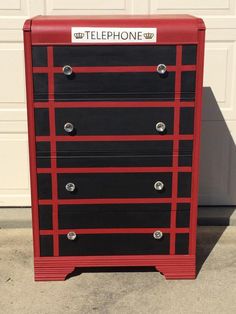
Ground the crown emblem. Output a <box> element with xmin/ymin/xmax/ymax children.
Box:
<box><xmin>143</xmin><ymin>32</ymin><xmax>154</xmax><ymax>40</ymax></box>
<box><xmin>74</xmin><ymin>32</ymin><xmax>85</xmax><ymax>39</ymax></box>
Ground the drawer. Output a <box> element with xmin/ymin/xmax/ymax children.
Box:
<box><xmin>55</xmin><ymin>107</ymin><xmax>174</xmax><ymax>136</ymax></box>
<box><xmin>37</xmin><ymin>171</ymin><xmax>192</xmax><ymax>200</ymax></box>
<box><xmin>52</xmin><ymin>45</ymin><xmax>177</xmax><ymax>67</ymax></box>
<box><xmin>56</xmin><ymin>172</ymin><xmax>172</xmax><ymax>199</ymax></box>
<box><xmin>34</xmin><ymin>107</ymin><xmax>194</xmax><ymax>137</ymax></box>
<box><xmin>53</xmin><ymin>72</ymin><xmax>176</xmax><ymax>101</ymax></box>
<box><xmin>36</xmin><ymin>140</ymin><xmax>193</xmax><ymax>168</ymax></box>
<box><xmin>33</xmin><ymin>71</ymin><xmax>196</xmax><ymax>102</ymax></box>
<box><xmin>39</xmin><ymin>203</ymin><xmax>190</xmax><ymax>230</ymax></box>
<box><xmin>58</xmin><ymin>233</ymin><xmax>170</xmax><ymax>256</ymax></box>
<box><xmin>58</xmin><ymin>203</ymin><xmax>172</xmax><ymax>229</ymax></box>
<box><xmin>39</xmin><ymin>232</ymin><xmax>190</xmax><ymax>256</ymax></box>
<box><xmin>33</xmin><ymin>45</ymin><xmax>198</xmax><ymax>68</ymax></box>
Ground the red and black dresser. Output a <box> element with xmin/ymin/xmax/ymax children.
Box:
<box><xmin>23</xmin><ymin>15</ymin><xmax>205</xmax><ymax>281</ymax></box>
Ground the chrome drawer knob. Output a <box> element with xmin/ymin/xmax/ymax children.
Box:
<box><xmin>67</xmin><ymin>231</ymin><xmax>77</xmax><ymax>241</ymax></box>
<box><xmin>156</xmin><ymin>122</ymin><xmax>166</xmax><ymax>133</ymax></box>
<box><xmin>153</xmin><ymin>230</ymin><xmax>163</xmax><ymax>240</ymax></box>
<box><xmin>154</xmin><ymin>181</ymin><xmax>164</xmax><ymax>191</ymax></box>
<box><xmin>64</xmin><ymin>122</ymin><xmax>74</xmax><ymax>133</ymax></box>
<box><xmin>63</xmin><ymin>65</ymin><xmax>73</xmax><ymax>76</ymax></box>
<box><xmin>65</xmin><ymin>182</ymin><xmax>76</xmax><ymax>192</ymax></box>
<box><xmin>157</xmin><ymin>64</ymin><xmax>167</xmax><ymax>74</ymax></box>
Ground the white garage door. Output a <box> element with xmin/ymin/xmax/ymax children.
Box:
<box><xmin>0</xmin><ymin>0</ymin><xmax>235</xmax><ymax>206</ymax></box>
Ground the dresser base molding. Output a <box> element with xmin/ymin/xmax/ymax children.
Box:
<box><xmin>34</xmin><ymin>255</ymin><xmax>196</xmax><ymax>281</ymax></box>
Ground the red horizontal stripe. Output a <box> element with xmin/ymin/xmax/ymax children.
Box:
<box><xmin>38</xmin><ymin>197</ymin><xmax>191</xmax><ymax>205</ymax></box>
<box><xmin>39</xmin><ymin>227</ymin><xmax>190</xmax><ymax>235</ymax></box>
<box><xmin>36</xmin><ymin>134</ymin><xmax>194</xmax><ymax>142</ymax></box>
<box><xmin>34</xmin><ymin>101</ymin><xmax>195</xmax><ymax>108</ymax></box>
<box><xmin>33</xmin><ymin>65</ymin><xmax>196</xmax><ymax>74</ymax></box>
<box><xmin>37</xmin><ymin>166</ymin><xmax>192</xmax><ymax>174</ymax></box>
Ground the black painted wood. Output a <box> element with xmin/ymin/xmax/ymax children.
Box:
<box><xmin>36</xmin><ymin>142</ymin><xmax>51</xmax><ymax>168</ymax></box>
<box><xmin>56</xmin><ymin>155</ymin><xmax>173</xmax><ymax>168</ymax></box>
<box><xmin>182</xmin><ymin>45</ymin><xmax>197</xmax><ymax>65</ymax></box>
<box><xmin>53</xmin><ymin>45</ymin><xmax>176</xmax><ymax>66</ymax></box>
<box><xmin>40</xmin><ymin>235</ymin><xmax>53</xmax><ymax>256</ymax></box>
<box><xmin>35</xmin><ymin>108</ymin><xmax>50</xmax><ymax>136</ymax></box>
<box><xmin>33</xmin><ymin>73</ymin><xmax>48</xmax><ymax>102</ymax></box>
<box><xmin>178</xmin><ymin>172</ymin><xmax>192</xmax><ymax>197</ymax></box>
<box><xmin>181</xmin><ymin>71</ymin><xmax>196</xmax><ymax>101</ymax></box>
<box><xmin>56</xmin><ymin>140</ymin><xmax>173</xmax><ymax>155</ymax></box>
<box><xmin>55</xmin><ymin>107</ymin><xmax>174</xmax><ymax>135</ymax></box>
<box><xmin>179</xmin><ymin>108</ymin><xmax>194</xmax><ymax>134</ymax></box>
<box><xmin>54</xmin><ymin>72</ymin><xmax>175</xmax><ymax>101</ymax></box>
<box><xmin>32</xmin><ymin>46</ymin><xmax>47</xmax><ymax>67</ymax></box>
<box><xmin>57</xmin><ymin>172</ymin><xmax>172</xmax><ymax>199</ymax></box>
<box><xmin>178</xmin><ymin>140</ymin><xmax>193</xmax><ymax>166</ymax></box>
<box><xmin>37</xmin><ymin>174</ymin><xmax>52</xmax><ymax>199</ymax></box>
<box><xmin>176</xmin><ymin>203</ymin><xmax>190</xmax><ymax>228</ymax></box>
<box><xmin>39</xmin><ymin>205</ymin><xmax>53</xmax><ymax>230</ymax></box>
<box><xmin>59</xmin><ymin>233</ymin><xmax>170</xmax><ymax>256</ymax></box>
<box><xmin>175</xmin><ymin>233</ymin><xmax>189</xmax><ymax>254</ymax></box>
<box><xmin>56</xmin><ymin>141</ymin><xmax>173</xmax><ymax>167</ymax></box>
<box><xmin>58</xmin><ymin>203</ymin><xmax>171</xmax><ymax>229</ymax></box>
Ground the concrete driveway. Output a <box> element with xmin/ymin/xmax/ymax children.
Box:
<box><xmin>0</xmin><ymin>226</ymin><xmax>236</xmax><ymax>314</ymax></box>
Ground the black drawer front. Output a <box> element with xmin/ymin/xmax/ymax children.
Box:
<box><xmin>56</xmin><ymin>140</ymin><xmax>173</xmax><ymax>155</ymax></box>
<box><xmin>55</xmin><ymin>107</ymin><xmax>174</xmax><ymax>136</ymax></box>
<box><xmin>57</xmin><ymin>172</ymin><xmax>172</xmax><ymax>199</ymax></box>
<box><xmin>59</xmin><ymin>233</ymin><xmax>170</xmax><ymax>256</ymax></box>
<box><xmin>53</xmin><ymin>45</ymin><xmax>177</xmax><ymax>67</ymax></box>
<box><xmin>56</xmin><ymin>141</ymin><xmax>173</xmax><ymax>167</ymax></box>
<box><xmin>54</xmin><ymin>72</ymin><xmax>175</xmax><ymax>101</ymax></box>
<box><xmin>56</xmin><ymin>155</ymin><xmax>173</xmax><ymax>168</ymax></box>
<box><xmin>58</xmin><ymin>203</ymin><xmax>171</xmax><ymax>229</ymax></box>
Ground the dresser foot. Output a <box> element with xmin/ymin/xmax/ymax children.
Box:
<box><xmin>34</xmin><ymin>266</ymin><xmax>75</xmax><ymax>281</ymax></box>
<box><xmin>155</xmin><ymin>263</ymin><xmax>196</xmax><ymax>280</ymax></box>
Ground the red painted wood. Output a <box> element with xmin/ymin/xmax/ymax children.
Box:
<box><xmin>24</xmin><ymin>15</ymin><xmax>205</xmax><ymax>281</ymax></box>
<box><xmin>34</xmin><ymin>255</ymin><xmax>196</xmax><ymax>281</ymax></box>
<box><xmin>37</xmin><ymin>166</ymin><xmax>192</xmax><ymax>174</ymax></box>
<box><xmin>40</xmin><ymin>228</ymin><xmax>189</xmax><ymax>235</ymax></box>
<box><xmin>34</xmin><ymin>101</ymin><xmax>195</xmax><ymax>108</ymax></box>
<box><xmin>23</xmin><ymin>21</ymin><xmax>40</xmax><ymax>257</ymax></box>
<box><xmin>38</xmin><ymin>197</ymin><xmax>191</xmax><ymax>205</ymax></box>
<box><xmin>36</xmin><ymin>134</ymin><xmax>194</xmax><ymax>142</ymax></box>
<box><xmin>170</xmin><ymin>45</ymin><xmax>182</xmax><ymax>255</ymax></box>
<box><xmin>28</xmin><ymin>15</ymin><xmax>205</xmax><ymax>45</ymax></box>
<box><xmin>47</xmin><ymin>46</ymin><xmax>59</xmax><ymax>256</ymax></box>
<box><xmin>32</xmin><ymin>65</ymin><xmax>196</xmax><ymax>73</ymax></box>
<box><xmin>189</xmin><ymin>29</ymin><xmax>206</xmax><ymax>255</ymax></box>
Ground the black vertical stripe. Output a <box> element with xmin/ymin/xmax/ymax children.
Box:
<box><xmin>182</xmin><ymin>45</ymin><xmax>197</xmax><ymax>65</ymax></box>
<box><xmin>34</xmin><ymin>108</ymin><xmax>50</xmax><ymax>136</ymax></box>
<box><xmin>32</xmin><ymin>46</ymin><xmax>48</xmax><ymax>67</ymax></box>
<box><xmin>40</xmin><ymin>235</ymin><xmax>53</xmax><ymax>256</ymax></box>
<box><xmin>39</xmin><ymin>205</ymin><xmax>53</xmax><ymax>230</ymax></box>
<box><xmin>37</xmin><ymin>174</ymin><xmax>52</xmax><ymax>199</ymax></box>
<box><xmin>175</xmin><ymin>233</ymin><xmax>189</xmax><ymax>254</ymax></box>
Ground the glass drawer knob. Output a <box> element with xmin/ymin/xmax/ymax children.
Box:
<box><xmin>156</xmin><ymin>122</ymin><xmax>166</xmax><ymax>133</ymax></box>
<box><xmin>67</xmin><ymin>231</ymin><xmax>77</xmax><ymax>241</ymax></box>
<box><xmin>157</xmin><ymin>64</ymin><xmax>167</xmax><ymax>74</ymax></box>
<box><xmin>153</xmin><ymin>230</ymin><xmax>163</xmax><ymax>240</ymax></box>
<box><xmin>64</xmin><ymin>122</ymin><xmax>74</xmax><ymax>133</ymax></box>
<box><xmin>63</xmin><ymin>65</ymin><xmax>73</xmax><ymax>76</ymax></box>
<box><xmin>154</xmin><ymin>181</ymin><xmax>164</xmax><ymax>191</ymax></box>
<box><xmin>65</xmin><ymin>182</ymin><xmax>76</xmax><ymax>192</ymax></box>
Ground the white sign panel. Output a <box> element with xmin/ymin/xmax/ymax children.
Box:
<box><xmin>71</xmin><ymin>27</ymin><xmax>157</xmax><ymax>43</ymax></box>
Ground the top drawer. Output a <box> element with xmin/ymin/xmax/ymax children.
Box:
<box><xmin>33</xmin><ymin>45</ymin><xmax>177</xmax><ymax>67</ymax></box>
<box><xmin>32</xmin><ymin>45</ymin><xmax>197</xmax><ymax>102</ymax></box>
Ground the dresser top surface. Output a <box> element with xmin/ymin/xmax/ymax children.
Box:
<box><xmin>24</xmin><ymin>15</ymin><xmax>205</xmax><ymax>45</ymax></box>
